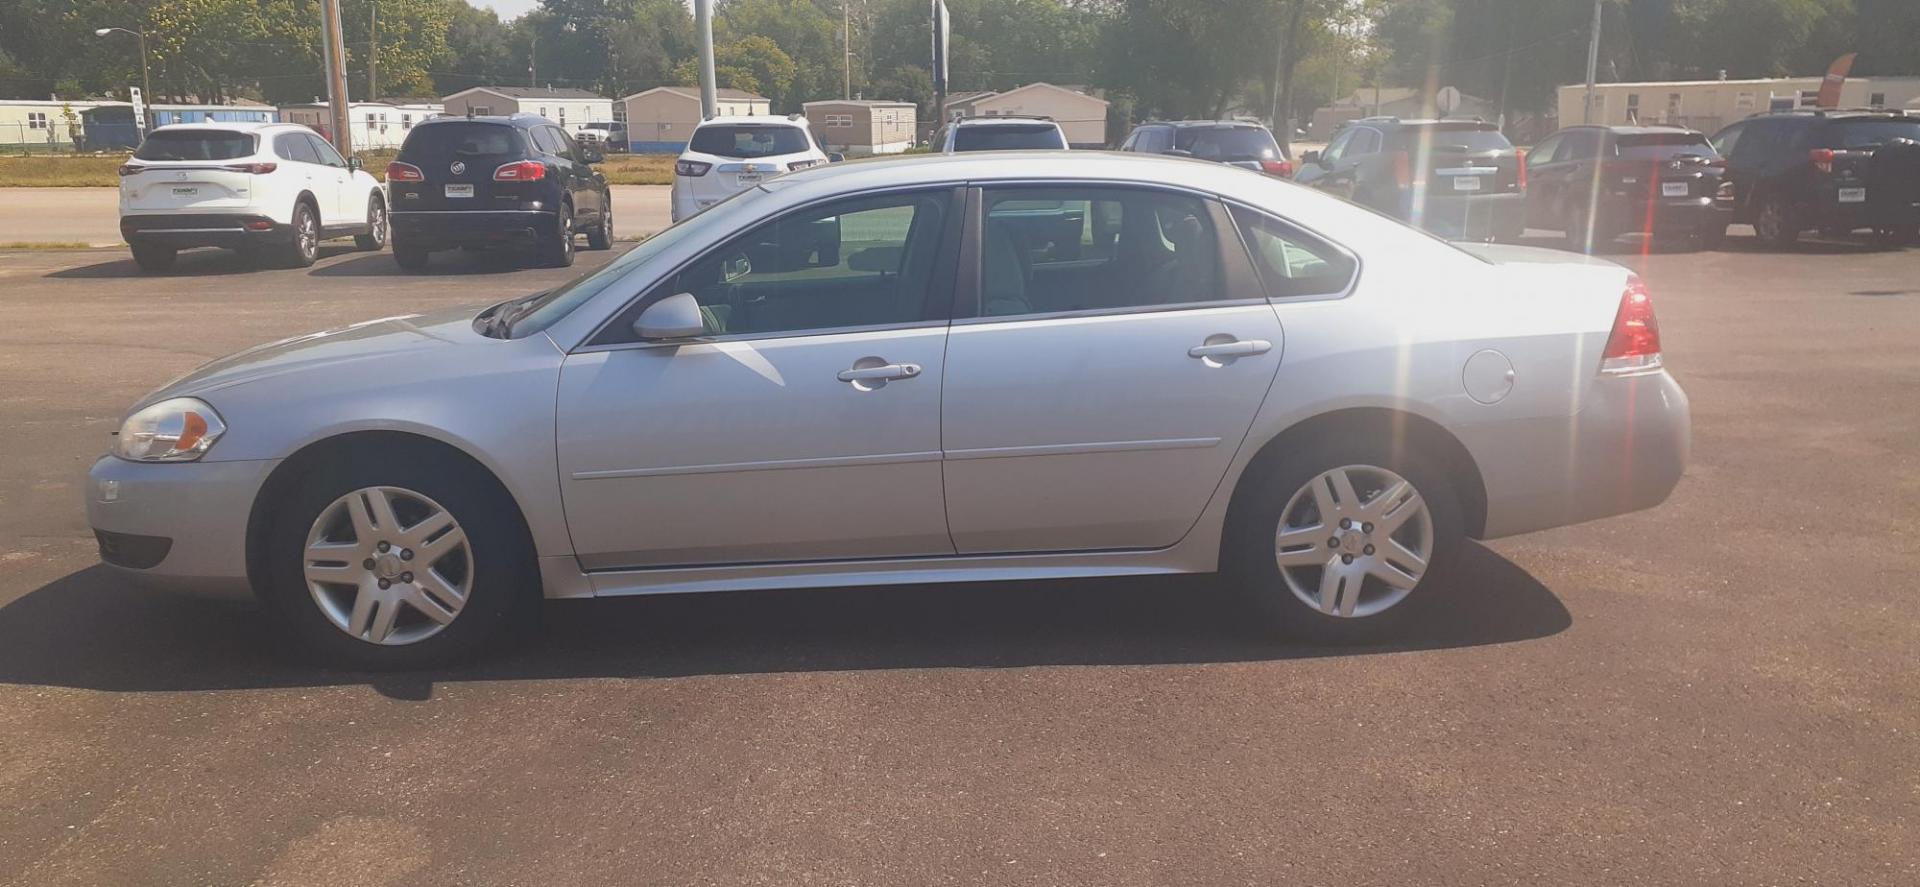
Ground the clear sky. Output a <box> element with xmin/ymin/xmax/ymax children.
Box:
<box><xmin>474</xmin><ymin>0</ymin><xmax>541</xmax><ymax>19</ymax></box>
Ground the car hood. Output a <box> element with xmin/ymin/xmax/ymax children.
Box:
<box><xmin>141</xmin><ymin>303</ymin><xmax>498</xmax><ymax>406</ymax></box>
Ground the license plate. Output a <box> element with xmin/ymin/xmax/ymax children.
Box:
<box><xmin>1662</xmin><ymin>181</ymin><xmax>1690</xmax><ymax>197</ymax></box>
<box><xmin>445</xmin><ymin>184</ymin><xmax>474</xmax><ymax>198</ymax></box>
<box><xmin>1452</xmin><ymin>176</ymin><xmax>1482</xmax><ymax>192</ymax></box>
<box><xmin>735</xmin><ymin>173</ymin><xmax>762</xmax><ymax>185</ymax></box>
<box><xmin>1838</xmin><ymin>187</ymin><xmax>1867</xmax><ymax>204</ymax></box>
<box><xmin>170</xmin><ymin>187</ymin><xmax>197</xmax><ymax>196</ymax></box>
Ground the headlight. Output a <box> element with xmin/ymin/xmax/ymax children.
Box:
<box><xmin>114</xmin><ymin>397</ymin><xmax>226</xmax><ymax>462</ymax></box>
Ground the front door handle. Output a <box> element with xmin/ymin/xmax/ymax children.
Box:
<box><xmin>837</xmin><ymin>362</ymin><xmax>922</xmax><ymax>383</ymax></box>
<box><xmin>1188</xmin><ymin>339</ymin><xmax>1272</xmax><ymax>359</ymax></box>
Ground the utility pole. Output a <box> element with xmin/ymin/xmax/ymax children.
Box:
<box><xmin>320</xmin><ymin>0</ymin><xmax>352</xmax><ymax>155</ymax></box>
<box><xmin>843</xmin><ymin>1</ymin><xmax>852</xmax><ymax>100</ymax></box>
<box><xmin>529</xmin><ymin>34</ymin><xmax>538</xmax><ymax>87</ymax></box>
<box><xmin>1582</xmin><ymin>0</ymin><xmax>1602</xmax><ymax>123</ymax></box>
<box><xmin>695</xmin><ymin>0</ymin><xmax>716</xmax><ymax>119</ymax></box>
<box><xmin>368</xmin><ymin>2</ymin><xmax>377</xmax><ymax>101</ymax></box>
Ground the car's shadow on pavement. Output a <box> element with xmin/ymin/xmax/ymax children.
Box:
<box><xmin>309</xmin><ymin>249</ymin><xmax>546</xmax><ymax>277</ymax></box>
<box><xmin>42</xmin><ymin>244</ymin><xmax>364</xmax><ymax>279</ymax></box>
<box><xmin>0</xmin><ymin>544</ymin><xmax>1569</xmax><ymax>698</ymax></box>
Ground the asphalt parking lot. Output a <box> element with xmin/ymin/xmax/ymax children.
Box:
<box><xmin>2</xmin><ymin>232</ymin><xmax>1917</xmax><ymax>885</ymax></box>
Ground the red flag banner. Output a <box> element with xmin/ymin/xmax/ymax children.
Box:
<box><xmin>1816</xmin><ymin>53</ymin><xmax>1856</xmax><ymax>108</ymax></box>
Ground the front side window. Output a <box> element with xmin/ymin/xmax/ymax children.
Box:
<box><xmin>1321</xmin><ymin>128</ymin><xmax>1355</xmax><ymax>164</ymax></box>
<box><xmin>277</xmin><ymin>132</ymin><xmax>319</xmax><ymax>164</ymax></box>
<box><xmin>1527</xmin><ymin>133</ymin><xmax>1564</xmax><ymax>168</ymax></box>
<box><xmin>648</xmin><ymin>191</ymin><xmax>954</xmax><ymax>339</ymax></box>
<box><xmin>1229</xmin><ymin>206</ymin><xmax>1357</xmax><ymax>300</ymax></box>
<box><xmin>978</xmin><ymin>187</ymin><xmax>1223</xmax><ymax>317</ymax></box>
<box><xmin>306</xmin><ymin>134</ymin><xmax>347</xmax><ymax>168</ymax></box>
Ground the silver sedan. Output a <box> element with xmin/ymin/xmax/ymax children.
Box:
<box><xmin>86</xmin><ymin>151</ymin><xmax>1689</xmax><ymax>669</ymax></box>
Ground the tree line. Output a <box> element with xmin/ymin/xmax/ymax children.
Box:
<box><xmin>3</xmin><ymin>0</ymin><xmax>1916</xmax><ymax>128</ymax></box>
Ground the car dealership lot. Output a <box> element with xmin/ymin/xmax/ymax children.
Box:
<box><xmin>2</xmin><ymin>237</ymin><xmax>1917</xmax><ymax>884</ymax></box>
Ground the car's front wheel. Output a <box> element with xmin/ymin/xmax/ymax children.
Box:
<box><xmin>1753</xmin><ymin>194</ymin><xmax>1800</xmax><ymax>248</ymax></box>
<box><xmin>354</xmin><ymin>195</ymin><xmax>387</xmax><ymax>251</ymax></box>
<box><xmin>259</xmin><ymin>452</ymin><xmax>539</xmax><ymax>669</ymax></box>
<box><xmin>129</xmin><ymin>242</ymin><xmax>176</xmax><ymax>273</ymax></box>
<box><xmin>1225</xmin><ymin>436</ymin><xmax>1464</xmax><ymax>644</ymax></box>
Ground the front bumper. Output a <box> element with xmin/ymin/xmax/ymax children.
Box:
<box><xmin>389</xmin><ymin>209</ymin><xmax>555</xmax><ymax>249</ymax></box>
<box><xmin>85</xmin><ymin>455</ymin><xmax>278</xmax><ymax>598</ymax></box>
<box><xmin>121</xmin><ymin>214</ymin><xmax>286</xmax><ymax>249</ymax></box>
<box><xmin>1468</xmin><ymin>369</ymin><xmax>1691</xmax><ymax>540</ymax></box>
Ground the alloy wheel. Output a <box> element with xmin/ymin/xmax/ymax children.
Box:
<box><xmin>303</xmin><ymin>485</ymin><xmax>473</xmax><ymax>646</ymax></box>
<box><xmin>369</xmin><ymin>201</ymin><xmax>386</xmax><ymax>246</ymax></box>
<box><xmin>297</xmin><ymin>207</ymin><xmax>318</xmax><ymax>260</ymax></box>
<box><xmin>1272</xmin><ymin>465</ymin><xmax>1433</xmax><ymax>618</ymax></box>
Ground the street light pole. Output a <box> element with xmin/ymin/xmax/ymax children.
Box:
<box><xmin>1583</xmin><ymin>0</ymin><xmax>1602</xmax><ymax>124</ymax></box>
<box><xmin>695</xmin><ymin>0</ymin><xmax>716</xmax><ymax>119</ymax></box>
<box><xmin>94</xmin><ymin>27</ymin><xmax>153</xmax><ymax>131</ymax></box>
<box><xmin>319</xmin><ymin>0</ymin><xmax>352</xmax><ymax>156</ymax></box>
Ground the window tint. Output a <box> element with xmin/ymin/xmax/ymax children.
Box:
<box><xmin>529</xmin><ymin>126</ymin><xmax>562</xmax><ymax>154</ymax></box>
<box><xmin>1321</xmin><ymin>128</ymin><xmax>1355</xmax><ymax>164</ymax></box>
<box><xmin>656</xmin><ymin>191</ymin><xmax>953</xmax><ymax>338</ymax></box>
<box><xmin>1230</xmin><ymin>206</ymin><xmax>1356</xmax><ymax>299</ymax></box>
<box><xmin>1346</xmin><ymin>128</ymin><xmax>1382</xmax><ymax>156</ymax></box>
<box><xmin>979</xmin><ymin>187</ymin><xmax>1223</xmax><ymax>317</ymax></box>
<box><xmin>306</xmin><ymin>134</ymin><xmax>347</xmax><ymax>168</ymax></box>
<box><xmin>1615</xmin><ymin>132</ymin><xmax>1717</xmax><ymax>160</ymax></box>
<box><xmin>689</xmin><ymin>124</ymin><xmax>811</xmax><ymax>158</ymax></box>
<box><xmin>1140</xmin><ymin>127</ymin><xmax>1173</xmax><ymax>153</ymax></box>
<box><xmin>1174</xmin><ymin>126</ymin><xmax>1284</xmax><ymax>161</ymax></box>
<box><xmin>399</xmin><ymin>123</ymin><xmax>523</xmax><ymax>162</ymax></box>
<box><xmin>1527</xmin><ymin>133</ymin><xmax>1563</xmax><ymax>167</ymax></box>
<box><xmin>953</xmin><ymin>123</ymin><xmax>1066</xmax><ymax>151</ymax></box>
<box><xmin>1710</xmin><ymin>122</ymin><xmax>1744</xmax><ymax>158</ymax></box>
<box><xmin>1559</xmin><ymin>129</ymin><xmax>1603</xmax><ymax>160</ymax></box>
<box><xmin>134</xmin><ymin>130</ymin><xmax>254</xmax><ymax>161</ymax></box>
<box><xmin>1397</xmin><ymin>124</ymin><xmax>1512</xmax><ymax>153</ymax></box>
<box><xmin>1823</xmin><ymin>119</ymin><xmax>1920</xmax><ymax>149</ymax></box>
<box><xmin>553</xmin><ymin>127</ymin><xmax>584</xmax><ymax>160</ymax></box>
<box><xmin>276</xmin><ymin>133</ymin><xmax>319</xmax><ymax>164</ymax></box>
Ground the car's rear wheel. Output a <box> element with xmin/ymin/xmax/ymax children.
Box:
<box><xmin>260</xmin><ymin>452</ymin><xmax>538</xmax><ymax>669</ymax></box>
<box><xmin>586</xmin><ymin>201</ymin><xmax>613</xmax><ymax>250</ymax></box>
<box><xmin>129</xmin><ymin>242</ymin><xmax>176</xmax><ymax>273</ymax></box>
<box><xmin>392</xmin><ymin>237</ymin><xmax>430</xmax><ymax>271</ymax></box>
<box><xmin>282</xmin><ymin>200</ymin><xmax>320</xmax><ymax>268</ymax></box>
<box><xmin>354</xmin><ymin>195</ymin><xmax>387</xmax><ymax>251</ymax></box>
<box><xmin>1753</xmin><ymin>195</ymin><xmax>1800</xmax><ymax>248</ymax></box>
<box><xmin>1225</xmin><ymin>436</ymin><xmax>1465</xmax><ymax>644</ymax></box>
<box><xmin>537</xmin><ymin>202</ymin><xmax>575</xmax><ymax>268</ymax></box>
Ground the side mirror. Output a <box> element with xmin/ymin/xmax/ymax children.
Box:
<box><xmin>581</xmin><ymin>147</ymin><xmax>604</xmax><ymax>164</ymax></box>
<box><xmin>348</xmin><ymin>156</ymin><xmax>363</xmax><ymax>171</ymax></box>
<box><xmin>1301</xmin><ymin>150</ymin><xmax>1322</xmax><ymax>165</ymax></box>
<box><xmin>827</xmin><ymin>152</ymin><xmax>846</xmax><ymax>163</ymax></box>
<box><xmin>632</xmin><ymin>292</ymin><xmax>706</xmax><ymax>340</ymax></box>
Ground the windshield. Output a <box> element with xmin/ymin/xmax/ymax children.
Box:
<box><xmin>1824</xmin><ymin>119</ymin><xmax>1920</xmax><ymax>149</ymax></box>
<box><xmin>689</xmin><ymin>125</ymin><xmax>811</xmax><ymax>158</ymax></box>
<box><xmin>953</xmin><ymin>124</ymin><xmax>1066</xmax><ymax>151</ymax></box>
<box><xmin>507</xmin><ymin>186</ymin><xmax>776</xmax><ymax>337</ymax></box>
<box><xmin>398</xmin><ymin>123</ymin><xmax>524</xmax><ymax>161</ymax></box>
<box><xmin>1616</xmin><ymin>132</ymin><xmax>1717</xmax><ymax>160</ymax></box>
<box><xmin>134</xmin><ymin>130</ymin><xmax>255</xmax><ymax>161</ymax></box>
<box><xmin>1399</xmin><ymin>125</ymin><xmax>1512</xmax><ymax>153</ymax></box>
<box><xmin>1174</xmin><ymin>126</ymin><xmax>1284</xmax><ymax>161</ymax></box>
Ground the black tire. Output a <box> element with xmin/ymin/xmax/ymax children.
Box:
<box><xmin>283</xmin><ymin>200</ymin><xmax>320</xmax><ymax>268</ymax></box>
<box><xmin>354</xmin><ymin>195</ymin><xmax>387</xmax><ymax>251</ymax></box>
<box><xmin>585</xmin><ymin>200</ymin><xmax>613</xmax><ymax>250</ymax></box>
<box><xmin>129</xmin><ymin>242</ymin><xmax>176</xmax><ymax>273</ymax></box>
<box><xmin>1752</xmin><ymin>194</ymin><xmax>1800</xmax><ymax>249</ymax></box>
<box><xmin>538</xmin><ymin>202</ymin><xmax>576</xmax><ymax>268</ymax></box>
<box><xmin>258</xmin><ymin>450</ymin><xmax>540</xmax><ymax>670</ymax></box>
<box><xmin>1222</xmin><ymin>433</ymin><xmax>1467</xmax><ymax>645</ymax></box>
<box><xmin>392</xmin><ymin>237</ymin><xmax>430</xmax><ymax>271</ymax></box>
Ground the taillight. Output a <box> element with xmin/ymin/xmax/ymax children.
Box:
<box><xmin>1515</xmin><ymin>150</ymin><xmax>1528</xmax><ymax>189</ymax></box>
<box><xmin>1601</xmin><ymin>275</ymin><xmax>1662</xmax><ymax>374</ymax></box>
<box><xmin>787</xmin><ymin>159</ymin><xmax>821</xmax><ymax>171</ymax></box>
<box><xmin>1259</xmin><ymin>158</ymin><xmax>1293</xmax><ymax>178</ymax></box>
<box><xmin>386</xmin><ymin>161</ymin><xmax>424</xmax><ymax>182</ymax></box>
<box><xmin>1809</xmin><ymin>148</ymin><xmax>1834</xmax><ymax>174</ymax></box>
<box><xmin>493</xmin><ymin>160</ymin><xmax>546</xmax><ymax>181</ymax></box>
<box><xmin>221</xmin><ymin>162</ymin><xmax>277</xmax><ymax>175</ymax></box>
<box><xmin>117</xmin><ymin>164</ymin><xmax>142</xmax><ymax>177</ymax></box>
<box><xmin>1707</xmin><ymin>157</ymin><xmax>1728</xmax><ymax>168</ymax></box>
<box><xmin>675</xmin><ymin>159</ymin><xmax>712</xmax><ymax>177</ymax></box>
<box><xmin>1714</xmin><ymin>180</ymin><xmax>1735</xmax><ymax>202</ymax></box>
<box><xmin>1392</xmin><ymin>151</ymin><xmax>1411</xmax><ymax>188</ymax></box>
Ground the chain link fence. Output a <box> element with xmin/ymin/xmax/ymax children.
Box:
<box><xmin>1</xmin><ymin>120</ymin><xmax>143</xmax><ymax>154</ymax></box>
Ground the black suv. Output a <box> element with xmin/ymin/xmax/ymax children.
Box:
<box><xmin>1524</xmin><ymin>125</ymin><xmax>1733</xmax><ymax>251</ymax></box>
<box><xmin>385</xmin><ymin>113</ymin><xmax>613</xmax><ymax>270</ymax></box>
<box><xmin>1710</xmin><ymin>109</ymin><xmax>1920</xmax><ymax>247</ymax></box>
<box><xmin>1295</xmin><ymin>117</ymin><xmax>1524</xmax><ymax>241</ymax></box>
<box><xmin>1119</xmin><ymin>120</ymin><xmax>1293</xmax><ymax>176</ymax></box>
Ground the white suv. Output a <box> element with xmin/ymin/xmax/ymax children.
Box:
<box><xmin>118</xmin><ymin>122</ymin><xmax>387</xmax><ymax>272</ymax></box>
<box><xmin>937</xmin><ymin>115</ymin><xmax>1069</xmax><ymax>152</ymax></box>
<box><xmin>670</xmin><ymin>116</ymin><xmax>831</xmax><ymax>221</ymax></box>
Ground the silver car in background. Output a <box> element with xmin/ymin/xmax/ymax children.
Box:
<box><xmin>86</xmin><ymin>152</ymin><xmax>1689</xmax><ymax>669</ymax></box>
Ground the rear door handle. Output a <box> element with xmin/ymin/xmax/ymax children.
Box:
<box><xmin>837</xmin><ymin>363</ymin><xmax>921</xmax><ymax>383</ymax></box>
<box><xmin>1188</xmin><ymin>339</ymin><xmax>1272</xmax><ymax>359</ymax></box>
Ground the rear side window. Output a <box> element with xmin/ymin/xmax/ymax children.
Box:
<box><xmin>689</xmin><ymin>124</ymin><xmax>811</xmax><ymax>158</ymax></box>
<box><xmin>135</xmin><ymin>130</ymin><xmax>254</xmax><ymax>161</ymax></box>
<box><xmin>953</xmin><ymin>124</ymin><xmax>1066</xmax><ymax>151</ymax></box>
<box><xmin>1175</xmin><ymin>126</ymin><xmax>1285</xmax><ymax>161</ymax></box>
<box><xmin>1822</xmin><ymin>119</ymin><xmax>1920</xmax><ymax>150</ymax></box>
<box><xmin>1615</xmin><ymin>132</ymin><xmax>1717</xmax><ymax>161</ymax></box>
<box><xmin>400</xmin><ymin>123</ymin><xmax>524</xmax><ymax>162</ymax></box>
<box><xmin>1398</xmin><ymin>125</ymin><xmax>1513</xmax><ymax>153</ymax></box>
<box><xmin>1230</xmin><ymin>205</ymin><xmax>1357</xmax><ymax>299</ymax></box>
<box><xmin>978</xmin><ymin>186</ymin><xmax>1223</xmax><ymax>316</ymax></box>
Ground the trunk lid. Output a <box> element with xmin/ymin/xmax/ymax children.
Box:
<box><xmin>1399</xmin><ymin>124</ymin><xmax>1520</xmax><ymax>194</ymax></box>
<box><xmin>1606</xmin><ymin>132</ymin><xmax>1723</xmax><ymax>201</ymax></box>
<box><xmin>121</xmin><ymin>129</ymin><xmax>262</xmax><ymax>212</ymax></box>
<box><xmin>390</xmin><ymin>121</ymin><xmax>532</xmax><ymax>212</ymax></box>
